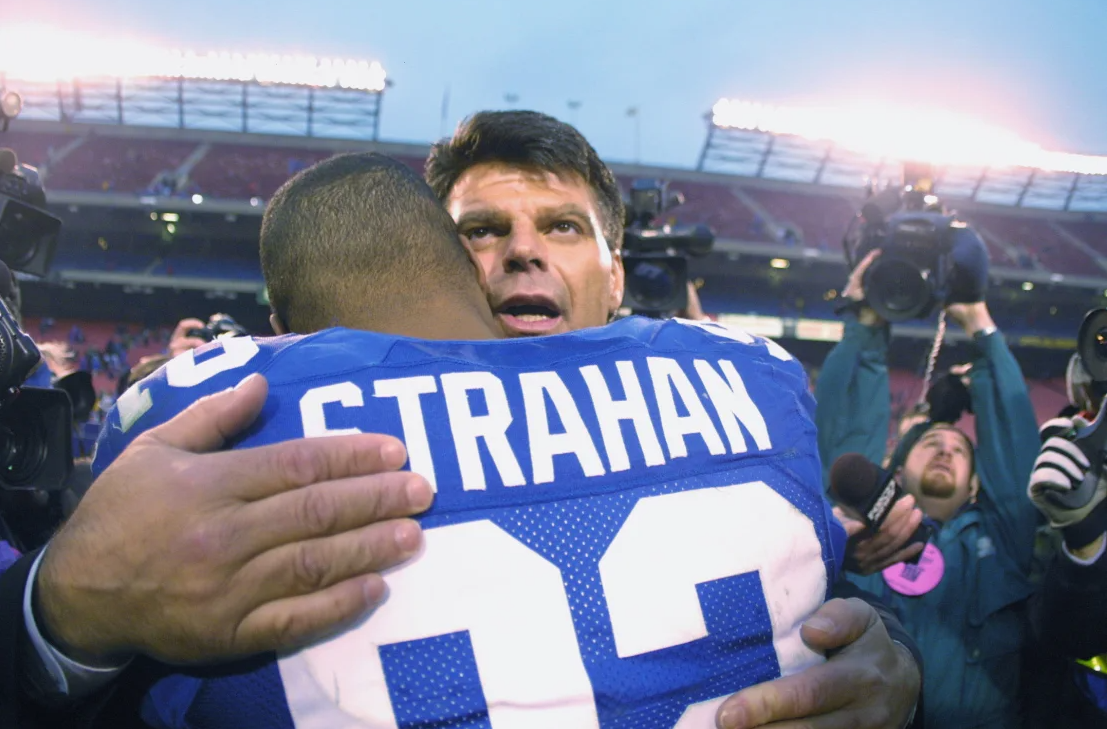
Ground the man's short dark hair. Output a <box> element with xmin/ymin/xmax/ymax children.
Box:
<box><xmin>425</xmin><ymin>110</ymin><xmax>625</xmax><ymax>251</ymax></box>
<box><xmin>261</xmin><ymin>152</ymin><xmax>471</xmax><ymax>332</ymax></box>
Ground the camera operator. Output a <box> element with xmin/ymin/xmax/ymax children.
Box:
<box><xmin>816</xmin><ymin>205</ymin><xmax>1041</xmax><ymax>727</ymax></box>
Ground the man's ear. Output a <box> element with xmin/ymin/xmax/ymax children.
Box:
<box><xmin>608</xmin><ymin>248</ymin><xmax>625</xmax><ymax>318</ymax></box>
<box><xmin>969</xmin><ymin>473</ymin><xmax>981</xmax><ymax>503</ymax></box>
<box><xmin>269</xmin><ymin>311</ymin><xmax>288</xmax><ymax>335</ymax></box>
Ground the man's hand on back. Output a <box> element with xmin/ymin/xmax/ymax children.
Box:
<box><xmin>35</xmin><ymin>374</ymin><xmax>433</xmax><ymax>665</ymax></box>
<box><xmin>716</xmin><ymin>598</ymin><xmax>920</xmax><ymax>729</ymax></box>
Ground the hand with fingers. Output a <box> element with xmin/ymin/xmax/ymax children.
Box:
<box><xmin>716</xmin><ymin>598</ymin><xmax>920</xmax><ymax>729</ymax></box>
<box><xmin>841</xmin><ymin>250</ymin><xmax>884</xmax><ymax>327</ymax></box>
<box><xmin>34</xmin><ymin>374</ymin><xmax>433</xmax><ymax>665</ymax></box>
<box><xmin>834</xmin><ymin>498</ymin><xmax>926</xmax><ymax>575</ymax></box>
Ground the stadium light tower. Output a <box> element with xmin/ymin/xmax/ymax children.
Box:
<box><xmin>0</xmin><ymin>25</ymin><xmax>388</xmax><ymax>140</ymax></box>
<box><xmin>698</xmin><ymin>97</ymin><xmax>1107</xmax><ymax>212</ymax></box>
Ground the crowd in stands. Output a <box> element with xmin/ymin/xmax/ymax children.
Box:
<box><xmin>11</xmin><ymin>127</ymin><xmax>1107</xmax><ymax>281</ymax></box>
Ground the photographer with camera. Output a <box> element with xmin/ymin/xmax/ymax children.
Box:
<box><xmin>1020</xmin><ymin>329</ymin><xmax>1107</xmax><ymax>726</ymax></box>
<box><xmin>816</xmin><ymin>181</ymin><xmax>1041</xmax><ymax>727</ymax></box>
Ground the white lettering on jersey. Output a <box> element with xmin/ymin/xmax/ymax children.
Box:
<box><xmin>374</xmin><ymin>376</ymin><xmax>439</xmax><ymax>490</ymax></box>
<box><xmin>519</xmin><ymin>371</ymin><xmax>605</xmax><ymax>485</ymax></box>
<box><xmin>300</xmin><ymin>382</ymin><xmax>364</xmax><ymax>438</ymax></box>
<box><xmin>279</xmin><ymin>480</ymin><xmax>826</xmax><ymax>727</ymax></box>
<box><xmin>165</xmin><ymin>336</ymin><xmax>261</xmax><ymax>388</ymax></box>
<box><xmin>695</xmin><ymin>359</ymin><xmax>773</xmax><ymax>454</ymax></box>
<box><xmin>647</xmin><ymin>357</ymin><xmax>725</xmax><ymax>459</ymax></box>
<box><xmin>441</xmin><ymin>372</ymin><xmax>526</xmax><ymax>491</ymax></box>
<box><xmin>599</xmin><ymin>482</ymin><xmax>824</xmax><ymax>664</ymax></box>
<box><xmin>580</xmin><ymin>361</ymin><xmax>665</xmax><ymax>472</ymax></box>
<box><xmin>284</xmin><ymin>521</ymin><xmax>598</xmax><ymax>728</ymax></box>
<box><xmin>115</xmin><ymin>384</ymin><xmax>153</xmax><ymax>434</ymax></box>
<box><xmin>676</xmin><ymin>318</ymin><xmax>794</xmax><ymax>362</ymax></box>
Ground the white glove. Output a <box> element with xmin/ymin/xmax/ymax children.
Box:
<box><xmin>1028</xmin><ymin>416</ymin><xmax>1107</xmax><ymax>534</ymax></box>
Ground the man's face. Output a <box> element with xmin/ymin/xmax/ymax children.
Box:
<box><xmin>446</xmin><ymin>163</ymin><xmax>624</xmax><ymax>338</ymax></box>
<box><xmin>899</xmin><ymin>426</ymin><xmax>975</xmax><ymax>521</ymax></box>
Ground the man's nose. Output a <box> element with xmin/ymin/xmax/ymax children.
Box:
<box><xmin>502</xmin><ymin>226</ymin><xmax>549</xmax><ymax>273</ymax></box>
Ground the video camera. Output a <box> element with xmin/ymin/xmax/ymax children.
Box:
<box><xmin>621</xmin><ymin>179</ymin><xmax>715</xmax><ymax>316</ymax></box>
<box><xmin>844</xmin><ymin>162</ymin><xmax>974</xmax><ymax>322</ymax></box>
<box><xmin>1069</xmin><ymin>308</ymin><xmax>1107</xmax><ymax>414</ymax></box>
<box><xmin>0</xmin><ymin>147</ymin><xmax>72</xmax><ymax>494</ymax></box>
<box><xmin>186</xmin><ymin>313</ymin><xmax>250</xmax><ymax>343</ymax></box>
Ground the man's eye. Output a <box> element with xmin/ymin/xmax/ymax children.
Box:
<box><xmin>466</xmin><ymin>226</ymin><xmax>495</xmax><ymax>239</ymax></box>
<box><xmin>551</xmin><ymin>221</ymin><xmax>581</xmax><ymax>235</ymax></box>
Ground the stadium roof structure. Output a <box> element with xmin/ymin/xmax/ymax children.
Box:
<box><xmin>699</xmin><ymin>98</ymin><xmax>1107</xmax><ymax>212</ymax></box>
<box><xmin>0</xmin><ymin>25</ymin><xmax>387</xmax><ymax>140</ymax></box>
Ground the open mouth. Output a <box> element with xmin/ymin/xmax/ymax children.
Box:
<box><xmin>495</xmin><ymin>297</ymin><xmax>564</xmax><ymax>335</ymax></box>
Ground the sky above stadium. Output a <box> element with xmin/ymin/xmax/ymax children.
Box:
<box><xmin>12</xmin><ymin>0</ymin><xmax>1107</xmax><ymax>169</ymax></box>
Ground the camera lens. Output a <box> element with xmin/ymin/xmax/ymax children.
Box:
<box><xmin>1095</xmin><ymin>328</ymin><xmax>1107</xmax><ymax>362</ymax></box>
<box><xmin>0</xmin><ymin>203</ymin><xmax>40</xmax><ymax>267</ymax></box>
<box><xmin>864</xmin><ymin>257</ymin><xmax>932</xmax><ymax>322</ymax></box>
<box><xmin>0</xmin><ymin>419</ymin><xmax>47</xmax><ymax>488</ymax></box>
<box><xmin>627</xmin><ymin>259</ymin><xmax>678</xmax><ymax>311</ymax></box>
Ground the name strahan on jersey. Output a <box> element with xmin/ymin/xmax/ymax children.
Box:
<box><xmin>297</xmin><ymin>355</ymin><xmax>774</xmax><ymax>492</ymax></box>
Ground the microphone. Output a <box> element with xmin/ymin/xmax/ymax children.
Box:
<box><xmin>829</xmin><ymin>452</ymin><xmax>933</xmax><ymax>564</ymax></box>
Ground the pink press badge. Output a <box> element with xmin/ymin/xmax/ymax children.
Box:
<box><xmin>882</xmin><ymin>543</ymin><xmax>945</xmax><ymax>596</ymax></box>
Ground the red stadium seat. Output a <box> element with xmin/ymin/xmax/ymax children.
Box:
<box><xmin>964</xmin><ymin>212</ymin><xmax>1102</xmax><ymax>275</ymax></box>
<box><xmin>46</xmin><ymin>137</ymin><xmax>199</xmax><ymax>194</ymax></box>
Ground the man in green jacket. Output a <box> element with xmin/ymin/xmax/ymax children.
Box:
<box><xmin>817</xmin><ymin>250</ymin><xmax>1041</xmax><ymax>728</ymax></box>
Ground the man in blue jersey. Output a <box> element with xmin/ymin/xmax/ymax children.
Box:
<box><xmin>88</xmin><ymin>152</ymin><xmax>845</xmax><ymax>728</ymax></box>
<box><xmin>425</xmin><ymin>110</ymin><xmax>921</xmax><ymax>729</ymax></box>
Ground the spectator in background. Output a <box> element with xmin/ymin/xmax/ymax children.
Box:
<box><xmin>817</xmin><ymin>248</ymin><xmax>1041</xmax><ymax>728</ymax></box>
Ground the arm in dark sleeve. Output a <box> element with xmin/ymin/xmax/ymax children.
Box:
<box><xmin>1031</xmin><ymin>550</ymin><xmax>1107</xmax><ymax>660</ymax></box>
<box><xmin>830</xmin><ymin>580</ymin><xmax>924</xmax><ymax>729</ymax></box>
<box><xmin>967</xmin><ymin>330</ymin><xmax>1042</xmax><ymax>573</ymax></box>
<box><xmin>815</xmin><ymin>315</ymin><xmax>892</xmax><ymax>485</ymax></box>
<box><xmin>0</xmin><ymin>549</ymin><xmax>138</xmax><ymax>729</ymax></box>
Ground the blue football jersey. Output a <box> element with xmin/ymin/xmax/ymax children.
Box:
<box><xmin>94</xmin><ymin>316</ymin><xmax>845</xmax><ymax>729</ymax></box>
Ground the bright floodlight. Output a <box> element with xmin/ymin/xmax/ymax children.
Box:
<box><xmin>0</xmin><ymin>24</ymin><xmax>387</xmax><ymax>92</ymax></box>
<box><xmin>192</xmin><ymin>194</ymin><xmax>203</xmax><ymax>204</ymax></box>
<box><xmin>711</xmin><ymin>98</ymin><xmax>1107</xmax><ymax>176</ymax></box>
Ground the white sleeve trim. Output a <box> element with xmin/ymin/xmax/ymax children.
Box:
<box><xmin>23</xmin><ymin>548</ymin><xmax>130</xmax><ymax>698</ymax></box>
<box><xmin>1063</xmin><ymin>535</ymin><xmax>1107</xmax><ymax>566</ymax></box>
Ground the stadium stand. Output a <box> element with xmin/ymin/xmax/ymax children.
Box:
<box><xmin>626</xmin><ymin>179</ymin><xmax>772</xmax><ymax>243</ymax></box>
<box><xmin>24</xmin><ymin>316</ymin><xmax>170</xmax><ymax>399</ymax></box>
<box><xmin>45</xmin><ymin>136</ymin><xmax>200</xmax><ymax>194</ymax></box>
<box><xmin>188</xmin><ymin>144</ymin><xmax>333</xmax><ymax>199</ymax></box>
<box><xmin>964</xmin><ymin>211</ymin><xmax>1103</xmax><ymax>276</ymax></box>
<box><xmin>3</xmin><ymin>130</ymin><xmax>80</xmax><ymax>169</ymax></box>
<box><xmin>738</xmin><ymin>186</ymin><xmax>858</xmax><ymax>250</ymax></box>
<box><xmin>1058</xmin><ymin>220</ymin><xmax>1107</xmax><ymax>258</ymax></box>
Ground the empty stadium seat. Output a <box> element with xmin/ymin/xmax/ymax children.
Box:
<box><xmin>738</xmin><ymin>187</ymin><xmax>857</xmax><ymax>251</ymax></box>
<box><xmin>4</xmin><ymin>129</ymin><xmax>80</xmax><ymax>170</ymax></box>
<box><xmin>965</xmin><ymin>212</ymin><xmax>1101</xmax><ymax>275</ymax></box>
<box><xmin>46</xmin><ymin>137</ymin><xmax>199</xmax><ymax>193</ymax></box>
<box><xmin>1059</xmin><ymin>220</ymin><xmax>1107</xmax><ymax>258</ymax></box>
<box><xmin>190</xmin><ymin>144</ymin><xmax>335</xmax><ymax>199</ymax></box>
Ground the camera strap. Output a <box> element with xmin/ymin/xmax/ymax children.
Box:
<box><xmin>918</xmin><ymin>310</ymin><xmax>948</xmax><ymax>407</ymax></box>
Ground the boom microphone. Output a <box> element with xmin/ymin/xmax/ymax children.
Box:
<box><xmin>829</xmin><ymin>452</ymin><xmax>933</xmax><ymax>564</ymax></box>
